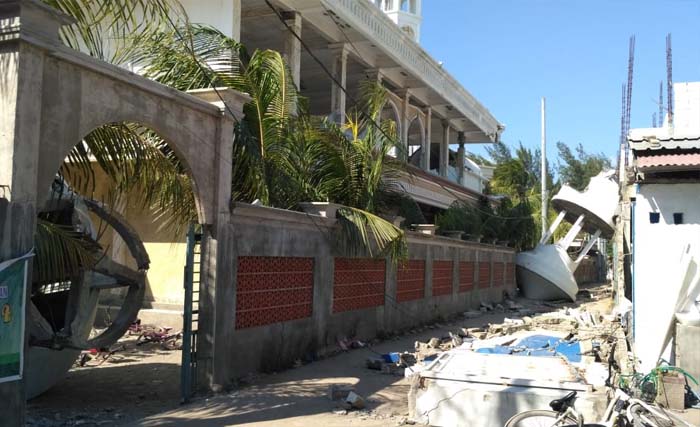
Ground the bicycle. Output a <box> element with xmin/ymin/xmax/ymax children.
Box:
<box><xmin>136</xmin><ymin>326</ymin><xmax>182</xmax><ymax>350</ymax></box>
<box><xmin>75</xmin><ymin>343</ymin><xmax>126</xmax><ymax>367</ymax></box>
<box><xmin>128</xmin><ymin>319</ymin><xmax>182</xmax><ymax>350</ymax></box>
<box><xmin>504</xmin><ymin>388</ymin><xmax>694</xmax><ymax>427</ymax></box>
<box><xmin>504</xmin><ymin>340</ymin><xmax>695</xmax><ymax>427</ymax></box>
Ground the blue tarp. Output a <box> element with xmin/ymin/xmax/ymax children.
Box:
<box><xmin>475</xmin><ymin>334</ymin><xmax>582</xmax><ymax>363</ymax></box>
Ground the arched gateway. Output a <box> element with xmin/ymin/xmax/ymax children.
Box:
<box><xmin>0</xmin><ymin>0</ymin><xmax>245</xmax><ymax>418</ymax></box>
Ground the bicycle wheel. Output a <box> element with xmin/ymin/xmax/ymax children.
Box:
<box><xmin>628</xmin><ymin>403</ymin><xmax>687</xmax><ymax>427</ymax></box>
<box><xmin>161</xmin><ymin>336</ymin><xmax>182</xmax><ymax>351</ymax></box>
<box><xmin>505</xmin><ymin>410</ymin><xmax>578</xmax><ymax>427</ymax></box>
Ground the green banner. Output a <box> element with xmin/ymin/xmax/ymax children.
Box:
<box><xmin>0</xmin><ymin>254</ymin><xmax>28</xmax><ymax>383</ymax></box>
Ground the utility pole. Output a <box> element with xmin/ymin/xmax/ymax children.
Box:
<box><xmin>541</xmin><ymin>97</ymin><xmax>548</xmax><ymax>240</ymax></box>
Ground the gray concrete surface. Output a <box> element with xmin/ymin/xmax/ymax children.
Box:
<box><xmin>218</xmin><ymin>203</ymin><xmax>516</xmax><ymax>383</ymax></box>
<box><xmin>1</xmin><ymin>0</ymin><xmax>243</xmax><ymax>421</ymax></box>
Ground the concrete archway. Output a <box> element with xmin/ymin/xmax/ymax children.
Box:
<box><xmin>34</xmin><ymin>61</ymin><xmax>235</xmax><ymax>226</ymax></box>
<box><xmin>407</xmin><ymin>115</ymin><xmax>425</xmax><ymax>167</ymax></box>
<box><xmin>0</xmin><ymin>1</ymin><xmax>246</xmax><ymax>414</ymax></box>
<box><xmin>380</xmin><ymin>99</ymin><xmax>402</xmax><ymax>138</ymax></box>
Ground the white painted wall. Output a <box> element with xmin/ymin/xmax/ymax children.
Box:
<box><xmin>672</xmin><ymin>82</ymin><xmax>700</xmax><ymax>132</ymax></box>
<box><xmin>633</xmin><ymin>183</ymin><xmax>700</xmax><ymax>372</ymax></box>
<box><xmin>179</xmin><ymin>0</ymin><xmax>241</xmax><ymax>41</ymax></box>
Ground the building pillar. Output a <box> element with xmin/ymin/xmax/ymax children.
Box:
<box><xmin>281</xmin><ymin>11</ymin><xmax>302</xmax><ymax>89</ymax></box>
<box><xmin>422</xmin><ymin>107</ymin><xmax>431</xmax><ymax>171</ymax></box>
<box><xmin>440</xmin><ymin>119</ymin><xmax>450</xmax><ymax>178</ymax></box>
<box><xmin>231</xmin><ymin>0</ymin><xmax>241</xmax><ymax>42</ymax></box>
<box><xmin>0</xmin><ymin>2</ymin><xmax>66</xmax><ymax>424</ymax></box>
<box><xmin>365</xmin><ymin>68</ymin><xmax>384</xmax><ymax>85</ymax></box>
<box><xmin>330</xmin><ymin>44</ymin><xmax>348</xmax><ymax>124</ymax></box>
<box><xmin>457</xmin><ymin>131</ymin><xmax>466</xmax><ymax>186</ymax></box>
<box><xmin>401</xmin><ymin>90</ymin><xmax>411</xmax><ymax>162</ymax></box>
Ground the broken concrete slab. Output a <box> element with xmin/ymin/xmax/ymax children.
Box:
<box><xmin>345</xmin><ymin>391</ymin><xmax>366</xmax><ymax>409</ymax></box>
<box><xmin>328</xmin><ymin>384</ymin><xmax>355</xmax><ymax>401</ymax></box>
<box><xmin>410</xmin><ymin>351</ymin><xmax>607</xmax><ymax>426</ymax></box>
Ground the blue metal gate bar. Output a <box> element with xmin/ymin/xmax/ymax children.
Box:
<box><xmin>181</xmin><ymin>224</ymin><xmax>202</xmax><ymax>403</ymax></box>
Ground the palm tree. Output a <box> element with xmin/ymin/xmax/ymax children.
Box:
<box><xmin>40</xmin><ymin>1</ymin><xmax>407</xmax><ymax>277</ymax></box>
<box><xmin>319</xmin><ymin>81</ymin><xmax>408</xmax><ymax>260</ymax></box>
<box><xmin>127</xmin><ymin>24</ymin><xmax>407</xmax><ymax>260</ymax></box>
<box><xmin>35</xmin><ymin>0</ymin><xmax>189</xmax><ymax>282</ymax></box>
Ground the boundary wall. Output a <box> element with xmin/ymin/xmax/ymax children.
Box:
<box><xmin>210</xmin><ymin>203</ymin><xmax>516</xmax><ymax>380</ymax></box>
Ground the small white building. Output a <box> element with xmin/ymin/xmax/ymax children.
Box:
<box><xmin>625</xmin><ymin>82</ymin><xmax>700</xmax><ymax>375</ymax></box>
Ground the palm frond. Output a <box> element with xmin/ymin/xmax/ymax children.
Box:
<box><xmin>123</xmin><ymin>24</ymin><xmax>245</xmax><ymax>91</ymax></box>
<box><xmin>61</xmin><ymin>123</ymin><xmax>196</xmax><ymax>237</ymax></box>
<box><xmin>33</xmin><ymin>218</ymin><xmax>100</xmax><ymax>286</ymax></box>
<box><xmin>42</xmin><ymin>0</ymin><xmax>183</xmax><ymax>64</ymax></box>
<box><xmin>336</xmin><ymin>207</ymin><xmax>407</xmax><ymax>263</ymax></box>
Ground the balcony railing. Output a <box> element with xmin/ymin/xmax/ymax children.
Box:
<box><xmin>323</xmin><ymin>0</ymin><xmax>501</xmax><ymax>141</ymax></box>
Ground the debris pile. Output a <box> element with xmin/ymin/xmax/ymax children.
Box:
<box><xmin>365</xmin><ymin>291</ymin><xmax>629</xmax><ymax>391</ymax></box>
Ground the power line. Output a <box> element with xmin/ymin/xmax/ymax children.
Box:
<box><xmin>270</xmin><ymin>1</ymin><xmax>534</xmax><ymax>222</ymax></box>
<box><xmin>157</xmin><ymin>2</ymin><xmax>527</xmax><ymax>225</ymax></box>
<box><xmin>262</xmin><ymin>0</ymin><xmax>409</xmax><ymax>149</ymax></box>
<box><xmin>156</xmin><ymin>2</ymin><xmax>241</xmax><ymax>127</ymax></box>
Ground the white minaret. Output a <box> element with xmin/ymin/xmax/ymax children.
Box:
<box><xmin>371</xmin><ymin>0</ymin><xmax>423</xmax><ymax>42</ymax></box>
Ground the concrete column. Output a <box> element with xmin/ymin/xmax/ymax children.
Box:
<box><xmin>330</xmin><ymin>44</ymin><xmax>348</xmax><ymax>124</ymax></box>
<box><xmin>281</xmin><ymin>11</ymin><xmax>302</xmax><ymax>89</ymax></box>
<box><xmin>400</xmin><ymin>90</ymin><xmax>411</xmax><ymax>161</ymax></box>
<box><xmin>365</xmin><ymin>68</ymin><xmax>384</xmax><ymax>85</ymax></box>
<box><xmin>451</xmin><ymin>247</ymin><xmax>460</xmax><ymax>297</ymax></box>
<box><xmin>422</xmin><ymin>107</ymin><xmax>431</xmax><ymax>171</ymax></box>
<box><xmin>440</xmin><ymin>119</ymin><xmax>450</xmax><ymax>178</ymax></box>
<box><xmin>207</xmin><ymin>115</ymin><xmax>237</xmax><ymax>391</ymax></box>
<box><xmin>231</xmin><ymin>0</ymin><xmax>242</xmax><ymax>42</ymax></box>
<box><xmin>457</xmin><ymin>131</ymin><xmax>466</xmax><ymax>186</ymax></box>
<box><xmin>383</xmin><ymin>257</ymin><xmax>398</xmax><ymax>331</ymax></box>
<box><xmin>424</xmin><ymin>247</ymin><xmax>433</xmax><ymax>298</ymax></box>
<box><xmin>0</xmin><ymin>2</ymin><xmax>65</xmax><ymax>424</ymax></box>
<box><xmin>313</xmin><ymin>254</ymin><xmax>333</xmax><ymax>347</ymax></box>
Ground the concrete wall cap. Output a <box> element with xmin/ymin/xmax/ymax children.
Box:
<box><xmin>232</xmin><ymin>202</ymin><xmax>336</xmax><ymax>228</ymax></box>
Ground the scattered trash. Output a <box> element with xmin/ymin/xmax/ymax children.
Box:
<box><xmin>463</xmin><ymin>310</ymin><xmax>482</xmax><ymax>319</ymax></box>
<box><xmin>328</xmin><ymin>384</ymin><xmax>355</xmax><ymax>401</ymax></box>
<box><xmin>337</xmin><ymin>337</ymin><xmax>366</xmax><ymax>351</ymax></box>
<box><xmin>480</xmin><ymin>302</ymin><xmax>494</xmax><ymax>311</ymax></box>
<box><xmin>346</xmin><ymin>391</ymin><xmax>366</xmax><ymax>409</ymax></box>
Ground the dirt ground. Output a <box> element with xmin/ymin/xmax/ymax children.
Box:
<box><xmin>27</xmin><ymin>284</ymin><xmax>612</xmax><ymax>427</ymax></box>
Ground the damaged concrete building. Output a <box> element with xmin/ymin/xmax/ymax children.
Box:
<box><xmin>617</xmin><ymin>81</ymin><xmax>700</xmax><ymax>381</ymax></box>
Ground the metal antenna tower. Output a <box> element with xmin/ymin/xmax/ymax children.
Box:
<box><xmin>622</xmin><ymin>36</ymin><xmax>635</xmax><ymax>165</ymax></box>
<box><xmin>620</xmin><ymin>84</ymin><xmax>627</xmax><ymax>148</ymax></box>
<box><xmin>659</xmin><ymin>80</ymin><xmax>664</xmax><ymax>127</ymax></box>
<box><xmin>666</xmin><ymin>33</ymin><xmax>673</xmax><ymax>126</ymax></box>
<box><xmin>653</xmin><ymin>113</ymin><xmax>657</xmax><ymax>128</ymax></box>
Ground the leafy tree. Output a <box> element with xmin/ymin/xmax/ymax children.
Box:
<box><xmin>466</xmin><ymin>152</ymin><xmax>492</xmax><ymax>166</ymax></box>
<box><xmin>484</xmin><ymin>140</ymin><xmax>512</xmax><ymax>165</ymax></box>
<box><xmin>556</xmin><ymin>142</ymin><xmax>612</xmax><ymax>191</ymax></box>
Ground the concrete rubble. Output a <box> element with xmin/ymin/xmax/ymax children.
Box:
<box><xmin>361</xmin><ymin>287</ymin><xmax>629</xmax><ymax>426</ymax></box>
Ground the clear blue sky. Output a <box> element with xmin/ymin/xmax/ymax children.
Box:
<box><xmin>421</xmin><ymin>0</ymin><xmax>700</xmax><ymax>163</ymax></box>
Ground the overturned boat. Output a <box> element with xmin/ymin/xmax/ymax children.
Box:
<box><xmin>516</xmin><ymin>171</ymin><xmax>618</xmax><ymax>301</ymax></box>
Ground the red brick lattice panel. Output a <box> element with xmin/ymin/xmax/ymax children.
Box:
<box><xmin>478</xmin><ymin>261</ymin><xmax>491</xmax><ymax>289</ymax></box>
<box><xmin>459</xmin><ymin>261</ymin><xmax>475</xmax><ymax>292</ymax></box>
<box><xmin>397</xmin><ymin>260</ymin><xmax>426</xmax><ymax>302</ymax></box>
<box><xmin>493</xmin><ymin>262</ymin><xmax>504</xmax><ymax>287</ymax></box>
<box><xmin>236</xmin><ymin>256</ymin><xmax>314</xmax><ymax>329</ymax></box>
<box><xmin>432</xmin><ymin>260</ymin><xmax>453</xmax><ymax>296</ymax></box>
<box><xmin>333</xmin><ymin>258</ymin><xmax>386</xmax><ymax>313</ymax></box>
<box><xmin>506</xmin><ymin>262</ymin><xmax>516</xmax><ymax>286</ymax></box>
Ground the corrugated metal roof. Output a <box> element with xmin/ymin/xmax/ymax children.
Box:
<box><xmin>636</xmin><ymin>152</ymin><xmax>700</xmax><ymax>171</ymax></box>
<box><xmin>629</xmin><ymin>135</ymin><xmax>700</xmax><ymax>151</ymax></box>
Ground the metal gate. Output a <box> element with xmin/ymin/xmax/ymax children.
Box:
<box><xmin>181</xmin><ymin>225</ymin><xmax>202</xmax><ymax>403</ymax></box>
